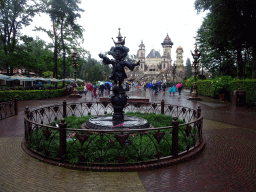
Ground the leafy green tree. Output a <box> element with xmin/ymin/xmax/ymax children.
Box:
<box><xmin>185</xmin><ymin>58</ymin><xmax>192</xmax><ymax>79</ymax></box>
<box><xmin>0</xmin><ymin>0</ymin><xmax>40</xmax><ymax>75</ymax></box>
<box><xmin>195</xmin><ymin>0</ymin><xmax>256</xmax><ymax>79</ymax></box>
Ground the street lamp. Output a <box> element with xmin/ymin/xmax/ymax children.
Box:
<box><xmin>69</xmin><ymin>50</ymin><xmax>82</xmax><ymax>98</ymax></box>
<box><xmin>188</xmin><ymin>44</ymin><xmax>202</xmax><ymax>101</ymax></box>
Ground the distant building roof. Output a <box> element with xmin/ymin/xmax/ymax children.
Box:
<box><xmin>161</xmin><ymin>33</ymin><xmax>173</xmax><ymax>47</ymax></box>
<box><xmin>139</xmin><ymin>40</ymin><xmax>145</xmax><ymax>47</ymax></box>
<box><xmin>146</xmin><ymin>49</ymin><xmax>161</xmax><ymax>58</ymax></box>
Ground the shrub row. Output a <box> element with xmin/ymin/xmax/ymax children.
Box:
<box><xmin>196</xmin><ymin>78</ymin><xmax>256</xmax><ymax>105</ymax></box>
<box><xmin>0</xmin><ymin>89</ymin><xmax>66</xmax><ymax>102</ymax></box>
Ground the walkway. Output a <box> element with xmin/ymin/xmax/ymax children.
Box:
<box><xmin>0</xmin><ymin>88</ymin><xmax>255</xmax><ymax>191</ymax></box>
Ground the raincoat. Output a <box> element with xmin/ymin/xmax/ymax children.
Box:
<box><xmin>168</xmin><ymin>85</ymin><xmax>176</xmax><ymax>93</ymax></box>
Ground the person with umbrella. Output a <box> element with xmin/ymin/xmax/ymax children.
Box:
<box><xmin>84</xmin><ymin>83</ymin><xmax>87</xmax><ymax>98</ymax></box>
<box><xmin>176</xmin><ymin>83</ymin><xmax>183</xmax><ymax>97</ymax></box>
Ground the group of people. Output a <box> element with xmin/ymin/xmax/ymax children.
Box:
<box><xmin>168</xmin><ymin>84</ymin><xmax>182</xmax><ymax>96</ymax></box>
<box><xmin>83</xmin><ymin>82</ymin><xmax>111</xmax><ymax>99</ymax></box>
<box><xmin>145</xmin><ymin>81</ymin><xmax>183</xmax><ymax>97</ymax></box>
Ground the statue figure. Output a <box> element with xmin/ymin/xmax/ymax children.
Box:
<box><xmin>98</xmin><ymin>28</ymin><xmax>140</xmax><ymax>120</ymax></box>
<box><xmin>99</xmin><ymin>29</ymin><xmax>140</xmax><ymax>87</ymax></box>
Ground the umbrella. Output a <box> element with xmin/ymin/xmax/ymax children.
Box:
<box><xmin>147</xmin><ymin>82</ymin><xmax>153</xmax><ymax>88</ymax></box>
<box><xmin>105</xmin><ymin>82</ymin><xmax>113</xmax><ymax>87</ymax></box>
<box><xmin>98</xmin><ymin>81</ymin><xmax>105</xmax><ymax>85</ymax></box>
<box><xmin>176</xmin><ymin>83</ymin><xmax>182</xmax><ymax>88</ymax></box>
<box><xmin>86</xmin><ymin>83</ymin><xmax>93</xmax><ymax>91</ymax></box>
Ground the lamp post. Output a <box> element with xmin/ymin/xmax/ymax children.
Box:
<box><xmin>188</xmin><ymin>44</ymin><xmax>202</xmax><ymax>101</ymax></box>
<box><xmin>69</xmin><ymin>50</ymin><xmax>82</xmax><ymax>98</ymax></box>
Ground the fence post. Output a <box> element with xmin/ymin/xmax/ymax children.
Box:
<box><xmin>63</xmin><ymin>100</ymin><xmax>67</xmax><ymax>118</ymax></box>
<box><xmin>14</xmin><ymin>96</ymin><xmax>18</xmax><ymax>115</ymax></box>
<box><xmin>161</xmin><ymin>99</ymin><xmax>165</xmax><ymax>114</ymax></box>
<box><xmin>59</xmin><ymin>119</ymin><xmax>67</xmax><ymax>161</ymax></box>
<box><xmin>197</xmin><ymin>106</ymin><xmax>201</xmax><ymax>118</ymax></box>
<box><xmin>24</xmin><ymin>107</ymin><xmax>30</xmax><ymax>141</ymax></box>
<box><xmin>172</xmin><ymin>117</ymin><xmax>179</xmax><ymax>158</ymax></box>
<box><xmin>197</xmin><ymin>106</ymin><xmax>202</xmax><ymax>143</ymax></box>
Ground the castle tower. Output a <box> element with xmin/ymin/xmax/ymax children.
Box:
<box><xmin>137</xmin><ymin>40</ymin><xmax>145</xmax><ymax>71</ymax></box>
<box><xmin>176</xmin><ymin>46</ymin><xmax>184</xmax><ymax>72</ymax></box>
<box><xmin>161</xmin><ymin>34</ymin><xmax>173</xmax><ymax>70</ymax></box>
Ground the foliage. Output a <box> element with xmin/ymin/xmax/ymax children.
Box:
<box><xmin>185</xmin><ymin>58</ymin><xmax>193</xmax><ymax>79</ymax></box>
<box><xmin>195</xmin><ymin>0</ymin><xmax>256</xmax><ymax>79</ymax></box>
<box><xmin>211</xmin><ymin>76</ymin><xmax>233</xmax><ymax>96</ymax></box>
<box><xmin>197</xmin><ymin>80</ymin><xmax>213</xmax><ymax>97</ymax></box>
<box><xmin>185</xmin><ymin>76</ymin><xmax>199</xmax><ymax>88</ymax></box>
<box><xmin>0</xmin><ymin>89</ymin><xmax>65</xmax><ymax>102</ymax></box>
<box><xmin>0</xmin><ymin>0</ymin><xmax>41</xmax><ymax>75</ymax></box>
<box><xmin>229</xmin><ymin>80</ymin><xmax>256</xmax><ymax>106</ymax></box>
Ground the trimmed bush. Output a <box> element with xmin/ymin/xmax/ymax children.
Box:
<box><xmin>197</xmin><ymin>80</ymin><xmax>213</xmax><ymax>97</ymax></box>
<box><xmin>230</xmin><ymin>80</ymin><xmax>256</xmax><ymax>106</ymax></box>
<box><xmin>0</xmin><ymin>89</ymin><xmax>66</xmax><ymax>102</ymax></box>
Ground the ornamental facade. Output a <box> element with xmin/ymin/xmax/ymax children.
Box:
<box><xmin>135</xmin><ymin>34</ymin><xmax>184</xmax><ymax>75</ymax></box>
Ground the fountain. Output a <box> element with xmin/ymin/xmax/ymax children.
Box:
<box><xmin>85</xmin><ymin>29</ymin><xmax>151</xmax><ymax>130</ymax></box>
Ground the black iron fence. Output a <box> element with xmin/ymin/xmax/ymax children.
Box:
<box><xmin>0</xmin><ymin>97</ymin><xmax>18</xmax><ymax>120</ymax></box>
<box><xmin>24</xmin><ymin>100</ymin><xmax>203</xmax><ymax>165</ymax></box>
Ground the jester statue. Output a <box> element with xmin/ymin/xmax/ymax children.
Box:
<box><xmin>99</xmin><ymin>28</ymin><xmax>140</xmax><ymax>120</ymax></box>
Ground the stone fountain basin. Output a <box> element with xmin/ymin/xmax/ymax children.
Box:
<box><xmin>82</xmin><ymin>115</ymin><xmax>151</xmax><ymax>130</ymax></box>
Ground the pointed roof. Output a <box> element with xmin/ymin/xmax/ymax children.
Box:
<box><xmin>139</xmin><ymin>40</ymin><xmax>145</xmax><ymax>47</ymax></box>
<box><xmin>161</xmin><ymin>33</ymin><xmax>173</xmax><ymax>47</ymax></box>
<box><xmin>146</xmin><ymin>49</ymin><xmax>161</xmax><ymax>58</ymax></box>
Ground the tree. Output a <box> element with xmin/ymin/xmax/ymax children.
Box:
<box><xmin>185</xmin><ymin>58</ymin><xmax>192</xmax><ymax>79</ymax></box>
<box><xmin>195</xmin><ymin>0</ymin><xmax>256</xmax><ymax>78</ymax></box>
<box><xmin>0</xmin><ymin>0</ymin><xmax>40</xmax><ymax>75</ymax></box>
<box><xmin>48</xmin><ymin>0</ymin><xmax>84</xmax><ymax>82</ymax></box>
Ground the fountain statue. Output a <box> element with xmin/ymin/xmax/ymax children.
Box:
<box><xmin>85</xmin><ymin>29</ymin><xmax>150</xmax><ymax>130</ymax></box>
<box><xmin>99</xmin><ymin>28</ymin><xmax>140</xmax><ymax>120</ymax></box>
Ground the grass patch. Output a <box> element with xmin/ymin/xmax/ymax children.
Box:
<box><xmin>28</xmin><ymin>112</ymin><xmax>199</xmax><ymax>164</ymax></box>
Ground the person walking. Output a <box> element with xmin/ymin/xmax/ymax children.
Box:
<box><xmin>176</xmin><ymin>83</ymin><xmax>183</xmax><ymax>97</ymax></box>
<box><xmin>162</xmin><ymin>83</ymin><xmax>167</xmax><ymax>94</ymax></box>
<box><xmin>100</xmin><ymin>83</ymin><xmax>105</xmax><ymax>97</ymax></box>
<box><xmin>84</xmin><ymin>83</ymin><xmax>87</xmax><ymax>98</ymax></box>
<box><xmin>168</xmin><ymin>85</ymin><xmax>176</xmax><ymax>96</ymax></box>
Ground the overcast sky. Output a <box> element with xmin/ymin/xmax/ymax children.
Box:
<box><xmin>22</xmin><ymin>0</ymin><xmax>207</xmax><ymax>64</ymax></box>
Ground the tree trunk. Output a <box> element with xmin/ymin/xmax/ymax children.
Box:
<box><xmin>237</xmin><ymin>45</ymin><xmax>243</xmax><ymax>79</ymax></box>
<box><xmin>252</xmin><ymin>48</ymin><xmax>256</xmax><ymax>79</ymax></box>
<box><xmin>53</xmin><ymin>20</ymin><xmax>58</xmax><ymax>79</ymax></box>
<box><xmin>61</xmin><ymin>19</ymin><xmax>66</xmax><ymax>87</ymax></box>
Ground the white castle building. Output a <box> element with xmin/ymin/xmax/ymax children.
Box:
<box><xmin>135</xmin><ymin>34</ymin><xmax>184</xmax><ymax>75</ymax></box>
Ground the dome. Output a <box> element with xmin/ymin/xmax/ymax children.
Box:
<box><xmin>177</xmin><ymin>46</ymin><xmax>183</xmax><ymax>50</ymax></box>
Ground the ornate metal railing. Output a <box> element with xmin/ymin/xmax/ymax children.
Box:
<box><xmin>24</xmin><ymin>100</ymin><xmax>203</xmax><ymax>165</ymax></box>
<box><xmin>0</xmin><ymin>97</ymin><xmax>18</xmax><ymax>120</ymax></box>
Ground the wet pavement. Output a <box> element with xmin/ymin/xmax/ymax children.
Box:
<box><xmin>0</xmin><ymin>87</ymin><xmax>255</xmax><ymax>191</ymax></box>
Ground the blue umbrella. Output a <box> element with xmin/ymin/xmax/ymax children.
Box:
<box><xmin>147</xmin><ymin>82</ymin><xmax>153</xmax><ymax>88</ymax></box>
<box><xmin>105</xmin><ymin>82</ymin><xmax>113</xmax><ymax>87</ymax></box>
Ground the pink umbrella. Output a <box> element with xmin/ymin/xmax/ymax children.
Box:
<box><xmin>86</xmin><ymin>83</ymin><xmax>93</xmax><ymax>91</ymax></box>
<box><xmin>175</xmin><ymin>83</ymin><xmax>182</xmax><ymax>88</ymax></box>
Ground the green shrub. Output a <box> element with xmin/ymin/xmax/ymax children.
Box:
<box><xmin>197</xmin><ymin>80</ymin><xmax>213</xmax><ymax>97</ymax></box>
<box><xmin>0</xmin><ymin>89</ymin><xmax>65</xmax><ymax>102</ymax></box>
<box><xmin>211</xmin><ymin>76</ymin><xmax>233</xmax><ymax>97</ymax></box>
<box><xmin>230</xmin><ymin>79</ymin><xmax>256</xmax><ymax>106</ymax></box>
